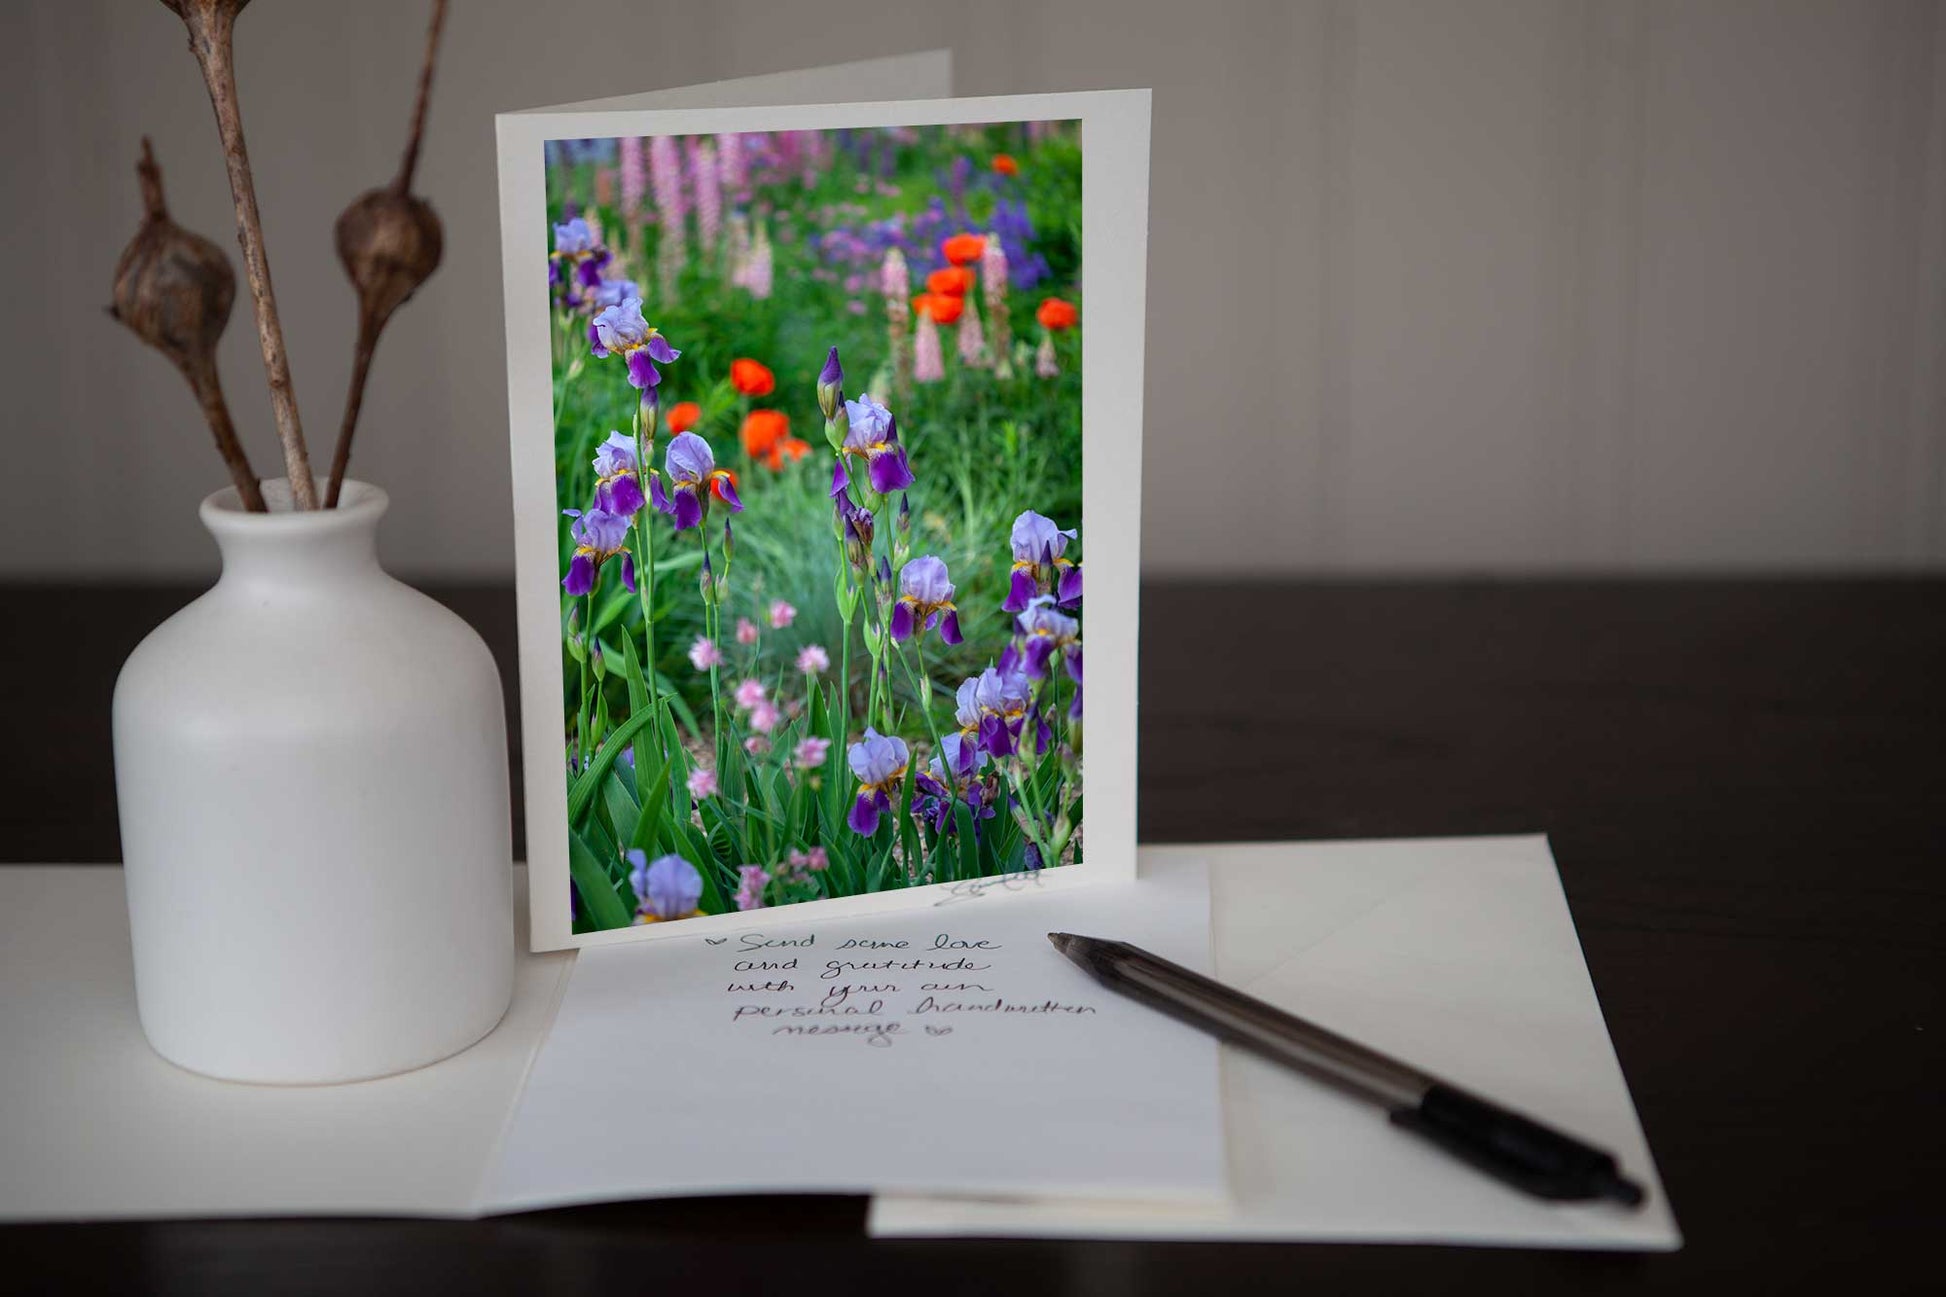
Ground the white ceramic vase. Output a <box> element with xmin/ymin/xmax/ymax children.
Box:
<box><xmin>113</xmin><ymin>478</ymin><xmax>515</xmax><ymax>1084</ymax></box>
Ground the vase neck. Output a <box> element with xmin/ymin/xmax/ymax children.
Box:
<box><xmin>201</xmin><ymin>479</ymin><xmax>389</xmax><ymax>589</ymax></box>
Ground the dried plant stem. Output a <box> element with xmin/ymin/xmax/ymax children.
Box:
<box><xmin>324</xmin><ymin>317</ymin><xmax>378</xmax><ymax>508</ymax></box>
<box><xmin>190</xmin><ymin>360</ymin><xmax>267</xmax><ymax>512</ymax></box>
<box><xmin>324</xmin><ymin>0</ymin><xmax>449</xmax><ymax>508</ymax></box>
<box><xmin>393</xmin><ymin>0</ymin><xmax>448</xmax><ymax>196</ymax></box>
<box><xmin>170</xmin><ymin>0</ymin><xmax>317</xmax><ymax>508</ymax></box>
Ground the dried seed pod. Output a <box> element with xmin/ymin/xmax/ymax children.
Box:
<box><xmin>335</xmin><ymin>188</ymin><xmax>444</xmax><ymax>331</ymax></box>
<box><xmin>110</xmin><ymin>137</ymin><xmax>264</xmax><ymax>511</ymax></box>
<box><xmin>324</xmin><ymin>0</ymin><xmax>449</xmax><ymax>507</ymax></box>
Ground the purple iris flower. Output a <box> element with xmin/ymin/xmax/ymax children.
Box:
<box><xmin>889</xmin><ymin>555</ymin><xmax>963</xmax><ymax>645</ymax></box>
<box><xmin>839</xmin><ymin>393</ymin><xmax>914</xmax><ymax>494</ymax></box>
<box><xmin>592</xmin><ymin>431</ymin><xmax>646</xmax><ymax>517</ymax></box>
<box><xmin>549</xmin><ymin>218</ymin><xmax>614</xmax><ymax>307</ymax></box>
<box><xmin>956</xmin><ymin>665</ymin><xmax>1031</xmax><ymax>760</ymax></box>
<box><xmin>914</xmin><ymin>733</ymin><xmax>995</xmax><ymax>834</ymax></box>
<box><xmin>656</xmin><ymin>432</ymin><xmax>741</xmax><ymax>531</ymax></box>
<box><xmin>553</xmin><ymin>217</ymin><xmax>596</xmax><ymax>256</ymax></box>
<box><xmin>1004</xmin><ymin>511</ymin><xmax>1079</xmax><ymax>613</ymax></box>
<box><xmin>846</xmin><ymin>393</ymin><xmax>892</xmax><ymax>442</ymax></box>
<box><xmin>591</xmin><ymin>276</ymin><xmax>640</xmax><ymax>311</ymax></box>
<box><xmin>562</xmin><ymin>506</ymin><xmax>635</xmax><ymax>596</ymax></box>
<box><xmin>589</xmin><ymin>297</ymin><xmax>681</xmax><ymax>390</ymax></box>
<box><xmin>845</xmin><ymin>727</ymin><xmax>910</xmax><ymax>836</ymax></box>
<box><xmin>1066</xmin><ymin>644</ymin><xmax>1084</xmax><ymax>721</ymax></box>
<box><xmin>829</xmin><ymin>457</ymin><xmax>850</xmax><ymax>499</ymax></box>
<box><xmin>627</xmin><ymin>850</ymin><xmax>704</xmax><ymax>921</ymax></box>
<box><xmin>1017</xmin><ymin>596</ymin><xmax>1079</xmax><ymax>678</ymax></box>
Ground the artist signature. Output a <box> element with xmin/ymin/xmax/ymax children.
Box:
<box><xmin>933</xmin><ymin>868</ymin><xmax>1046</xmax><ymax>906</ymax></box>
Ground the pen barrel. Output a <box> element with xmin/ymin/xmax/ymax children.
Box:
<box><xmin>1094</xmin><ymin>945</ymin><xmax>1434</xmax><ymax>1110</ymax></box>
<box><xmin>1072</xmin><ymin>939</ymin><xmax>1645</xmax><ymax>1208</ymax></box>
<box><xmin>1390</xmin><ymin>1085</ymin><xmax>1646</xmax><ymax>1206</ymax></box>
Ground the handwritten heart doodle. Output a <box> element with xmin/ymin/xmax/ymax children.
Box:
<box><xmin>704</xmin><ymin>937</ymin><xmax>728</xmax><ymax>946</ymax></box>
<box><xmin>924</xmin><ymin>1025</ymin><xmax>953</xmax><ymax>1036</ymax></box>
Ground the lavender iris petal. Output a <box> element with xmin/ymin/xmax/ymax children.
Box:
<box><xmin>1004</xmin><ymin>569</ymin><xmax>1039</xmax><ymax>613</ymax></box>
<box><xmin>563</xmin><ymin>554</ymin><xmax>595</xmax><ymax>596</ymax></box>
<box><xmin>625</xmin><ymin>350</ymin><xmax>661</xmax><ymax>390</ymax></box>
<box><xmin>1058</xmin><ymin>564</ymin><xmax>1083</xmax><ymax>606</ymax></box>
<box><xmin>868</xmin><ymin>446</ymin><xmax>915</xmax><ymax>494</ymax></box>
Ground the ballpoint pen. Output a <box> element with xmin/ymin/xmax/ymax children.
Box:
<box><xmin>1049</xmin><ymin>932</ymin><xmax>1645</xmax><ymax>1206</ymax></box>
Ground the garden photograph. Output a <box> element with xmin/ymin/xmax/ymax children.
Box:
<box><xmin>544</xmin><ymin>120</ymin><xmax>1085</xmax><ymax>932</ymax></box>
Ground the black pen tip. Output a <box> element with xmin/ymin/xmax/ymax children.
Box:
<box><xmin>1047</xmin><ymin>932</ymin><xmax>1082</xmax><ymax>958</ymax></box>
<box><xmin>1597</xmin><ymin>1171</ymin><xmax>1647</xmax><ymax>1208</ymax></box>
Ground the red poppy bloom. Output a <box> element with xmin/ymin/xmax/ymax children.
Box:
<box><xmin>730</xmin><ymin>358</ymin><xmax>775</xmax><ymax>396</ymax></box>
<box><xmin>763</xmin><ymin>436</ymin><xmax>813</xmax><ymax>471</ymax></box>
<box><xmin>926</xmin><ymin>267</ymin><xmax>973</xmax><ymax>297</ymax></box>
<box><xmin>740</xmin><ymin>409</ymin><xmax>789</xmax><ymax>460</ymax></box>
<box><xmin>666</xmin><ymin>401</ymin><xmax>702</xmax><ymax>434</ymax></box>
<box><xmin>940</xmin><ymin>233</ymin><xmax>986</xmax><ymax>266</ymax></box>
<box><xmin>1036</xmin><ymin>297</ymin><xmax>1078</xmax><ymax>331</ymax></box>
<box><xmin>991</xmin><ymin>154</ymin><xmax>1018</xmax><ymax>176</ymax></box>
<box><xmin>914</xmin><ymin>292</ymin><xmax>964</xmax><ymax>325</ymax></box>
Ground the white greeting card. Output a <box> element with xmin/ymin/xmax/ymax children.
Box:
<box><xmin>496</xmin><ymin>60</ymin><xmax>1152</xmax><ymax>951</ymax></box>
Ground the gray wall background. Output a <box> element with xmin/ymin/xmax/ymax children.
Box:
<box><xmin>4</xmin><ymin>0</ymin><xmax>1942</xmax><ymax>581</ymax></box>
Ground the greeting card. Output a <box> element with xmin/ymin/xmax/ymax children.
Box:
<box><xmin>496</xmin><ymin>57</ymin><xmax>1151</xmax><ymax>950</ymax></box>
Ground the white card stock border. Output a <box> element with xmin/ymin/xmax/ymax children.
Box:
<box><xmin>496</xmin><ymin>76</ymin><xmax>1153</xmax><ymax>952</ymax></box>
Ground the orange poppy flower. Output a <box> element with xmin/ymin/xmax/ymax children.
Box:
<box><xmin>926</xmin><ymin>266</ymin><xmax>973</xmax><ymax>297</ymax></box>
<box><xmin>740</xmin><ymin>408</ymin><xmax>789</xmax><ymax>460</ymax></box>
<box><xmin>763</xmin><ymin>436</ymin><xmax>814</xmax><ymax>471</ymax></box>
<box><xmin>914</xmin><ymin>291</ymin><xmax>964</xmax><ymax>325</ymax></box>
<box><xmin>991</xmin><ymin>154</ymin><xmax>1018</xmax><ymax>176</ymax></box>
<box><xmin>730</xmin><ymin>358</ymin><xmax>775</xmax><ymax>396</ymax></box>
<box><xmin>711</xmin><ymin>467</ymin><xmax>739</xmax><ymax>502</ymax></box>
<box><xmin>666</xmin><ymin>401</ymin><xmax>701</xmax><ymax>434</ymax></box>
<box><xmin>1036</xmin><ymin>297</ymin><xmax>1078</xmax><ymax>331</ymax></box>
<box><xmin>940</xmin><ymin>233</ymin><xmax>986</xmax><ymax>266</ymax></box>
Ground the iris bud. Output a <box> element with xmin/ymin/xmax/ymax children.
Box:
<box><xmin>816</xmin><ymin>345</ymin><xmax>843</xmax><ymax>421</ymax></box>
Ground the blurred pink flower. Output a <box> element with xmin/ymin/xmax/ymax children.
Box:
<box><xmin>686</xmin><ymin>767</ymin><xmax>718</xmax><ymax>798</ymax></box>
<box><xmin>735</xmin><ymin>617</ymin><xmax>760</xmax><ymax>645</ymax></box>
<box><xmin>735</xmin><ymin>864</ymin><xmax>768</xmax><ymax>911</ymax></box>
<box><xmin>688</xmin><ymin>636</ymin><xmax>723</xmax><ymax>670</ymax></box>
<box><xmin>793</xmin><ymin>736</ymin><xmax>830</xmax><ymax>769</ymax></box>
<box><xmin>914</xmin><ymin>310</ymin><xmax>945</xmax><ymax>384</ymax></box>
<box><xmin>620</xmin><ymin>138</ymin><xmax>646</xmax><ymax>222</ymax></box>
<box><xmin>768</xmin><ymin>600</ymin><xmax>797</xmax><ymax>629</ymax></box>
<box><xmin>743</xmin><ymin>735</ymin><xmax>770</xmax><ymax>756</ymax></box>
<box><xmin>750</xmin><ymin>699</ymin><xmax>781</xmax><ymax>734</ymax></box>
<box><xmin>733</xmin><ymin>678</ymin><xmax>766</xmax><ymax>709</ymax></box>
<box><xmin>958</xmin><ymin>297</ymin><xmax>988</xmax><ymax>368</ymax></box>
<box><xmin>796</xmin><ymin>644</ymin><xmax>830</xmax><ymax>674</ymax></box>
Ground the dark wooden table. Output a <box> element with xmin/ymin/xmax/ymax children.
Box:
<box><xmin>4</xmin><ymin>580</ymin><xmax>1941</xmax><ymax>1294</ymax></box>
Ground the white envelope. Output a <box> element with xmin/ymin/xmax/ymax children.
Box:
<box><xmin>870</xmin><ymin>836</ymin><xmax>1683</xmax><ymax>1249</ymax></box>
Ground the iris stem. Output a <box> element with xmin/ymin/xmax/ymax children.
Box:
<box><xmin>702</xmin><ymin>529</ymin><xmax>725</xmax><ymax>780</ymax></box>
<box><xmin>1005</xmin><ymin>764</ymin><xmax>1057</xmax><ymax>870</ymax></box>
<box><xmin>631</xmin><ymin>410</ymin><xmax>660</xmax><ymax>725</ymax></box>
<box><xmin>897</xmin><ymin>641</ymin><xmax>946</xmax><ymax>754</ymax></box>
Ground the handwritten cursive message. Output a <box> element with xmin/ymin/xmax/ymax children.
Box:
<box><xmin>713</xmin><ymin>929</ymin><xmax>1097</xmax><ymax>1046</ymax></box>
